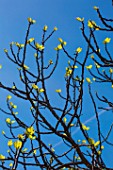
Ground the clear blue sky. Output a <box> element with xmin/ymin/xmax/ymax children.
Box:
<box><xmin>0</xmin><ymin>0</ymin><xmax>113</xmax><ymax>169</ymax></box>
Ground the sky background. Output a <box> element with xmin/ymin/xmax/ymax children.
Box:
<box><xmin>0</xmin><ymin>0</ymin><xmax>113</xmax><ymax>169</ymax></box>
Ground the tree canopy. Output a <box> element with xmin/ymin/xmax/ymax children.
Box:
<box><xmin>0</xmin><ymin>2</ymin><xmax>113</xmax><ymax>170</ymax></box>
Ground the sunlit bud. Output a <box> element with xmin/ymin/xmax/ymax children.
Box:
<box><xmin>109</xmin><ymin>68</ymin><xmax>113</xmax><ymax>73</ymax></box>
<box><xmin>2</xmin><ymin>131</ymin><xmax>5</xmax><ymax>135</ymax></box>
<box><xmin>23</xmin><ymin>64</ymin><xmax>29</xmax><ymax>70</ymax></box>
<box><xmin>76</xmin><ymin>47</ymin><xmax>82</xmax><ymax>53</ymax></box>
<box><xmin>32</xmin><ymin>84</ymin><xmax>38</xmax><ymax>90</ymax></box>
<box><xmin>0</xmin><ymin>154</ymin><xmax>5</xmax><ymax>161</ymax></box>
<box><xmin>55</xmin><ymin>89</ymin><xmax>61</xmax><ymax>93</ymax></box>
<box><xmin>63</xmin><ymin>117</ymin><xmax>67</xmax><ymax>123</ymax></box>
<box><xmin>43</xmin><ymin>25</ymin><xmax>48</xmax><ymax>31</ymax></box>
<box><xmin>4</xmin><ymin>49</ymin><xmax>8</xmax><ymax>53</ymax></box>
<box><xmin>39</xmin><ymin>88</ymin><xmax>44</xmax><ymax>93</ymax></box>
<box><xmin>93</xmin><ymin>6</ymin><xmax>99</xmax><ymax>10</ymax></box>
<box><xmin>27</xmin><ymin>17</ymin><xmax>36</xmax><ymax>24</ymax></box>
<box><xmin>14</xmin><ymin>140</ymin><xmax>22</xmax><ymax>150</ymax></box>
<box><xmin>86</xmin><ymin>65</ymin><xmax>92</xmax><ymax>70</ymax></box>
<box><xmin>94</xmin><ymin>141</ymin><xmax>100</xmax><ymax>147</ymax></box>
<box><xmin>9</xmin><ymin>163</ymin><xmax>13</xmax><ymax>167</ymax></box>
<box><xmin>82</xmin><ymin>124</ymin><xmax>90</xmax><ymax>130</ymax></box>
<box><xmin>6</xmin><ymin>95</ymin><xmax>12</xmax><ymax>100</ymax></box>
<box><xmin>7</xmin><ymin>140</ymin><xmax>13</xmax><ymax>147</ymax></box>
<box><xmin>88</xmin><ymin>138</ymin><xmax>95</xmax><ymax>145</ymax></box>
<box><xmin>103</xmin><ymin>37</ymin><xmax>111</xmax><ymax>44</ymax></box>
<box><xmin>54</xmin><ymin>27</ymin><xmax>58</xmax><ymax>31</ymax></box>
<box><xmin>86</xmin><ymin>77</ymin><xmax>92</xmax><ymax>83</ymax></box>
<box><xmin>82</xmin><ymin>140</ymin><xmax>86</xmax><ymax>144</ymax></box>
<box><xmin>76</xmin><ymin>17</ymin><xmax>84</xmax><ymax>22</ymax></box>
